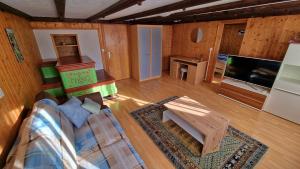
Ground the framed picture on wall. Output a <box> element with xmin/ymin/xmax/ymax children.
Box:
<box><xmin>5</xmin><ymin>28</ymin><xmax>24</xmax><ymax>63</ymax></box>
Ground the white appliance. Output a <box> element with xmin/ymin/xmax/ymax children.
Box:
<box><xmin>263</xmin><ymin>43</ymin><xmax>300</xmax><ymax>124</ymax></box>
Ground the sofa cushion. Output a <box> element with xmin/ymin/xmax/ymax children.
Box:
<box><xmin>81</xmin><ymin>98</ymin><xmax>101</xmax><ymax>114</ymax></box>
<box><xmin>102</xmin><ymin>140</ymin><xmax>145</xmax><ymax>169</ymax></box>
<box><xmin>102</xmin><ymin>108</ymin><xmax>125</xmax><ymax>136</ymax></box>
<box><xmin>88</xmin><ymin>113</ymin><xmax>122</xmax><ymax>148</ymax></box>
<box><xmin>101</xmin><ymin>108</ymin><xmax>145</xmax><ymax>167</ymax></box>
<box><xmin>58</xmin><ymin>97</ymin><xmax>90</xmax><ymax>128</ymax></box>
<box><xmin>77</xmin><ymin>146</ymin><xmax>110</xmax><ymax>169</ymax></box>
<box><xmin>74</xmin><ymin>121</ymin><xmax>98</xmax><ymax>155</ymax></box>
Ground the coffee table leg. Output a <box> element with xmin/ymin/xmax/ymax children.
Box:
<box><xmin>162</xmin><ymin>110</ymin><xmax>171</xmax><ymax>122</ymax></box>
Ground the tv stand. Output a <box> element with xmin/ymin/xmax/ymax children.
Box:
<box><xmin>218</xmin><ymin>78</ymin><xmax>270</xmax><ymax>109</ymax></box>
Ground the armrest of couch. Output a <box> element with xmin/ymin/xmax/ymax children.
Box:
<box><xmin>35</xmin><ymin>91</ymin><xmax>59</xmax><ymax>104</ymax></box>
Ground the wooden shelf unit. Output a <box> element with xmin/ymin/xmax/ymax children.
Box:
<box><xmin>51</xmin><ymin>34</ymin><xmax>81</xmax><ymax>62</ymax></box>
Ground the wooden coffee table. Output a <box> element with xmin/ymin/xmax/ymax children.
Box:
<box><xmin>163</xmin><ymin>96</ymin><xmax>229</xmax><ymax>156</ymax></box>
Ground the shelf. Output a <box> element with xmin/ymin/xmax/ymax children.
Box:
<box><xmin>52</xmin><ymin>34</ymin><xmax>80</xmax><ymax>60</ymax></box>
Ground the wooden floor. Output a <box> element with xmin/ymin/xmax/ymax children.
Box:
<box><xmin>104</xmin><ymin>75</ymin><xmax>300</xmax><ymax>169</ymax></box>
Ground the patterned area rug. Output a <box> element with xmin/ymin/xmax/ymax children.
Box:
<box><xmin>131</xmin><ymin>96</ymin><xmax>268</xmax><ymax>169</ymax></box>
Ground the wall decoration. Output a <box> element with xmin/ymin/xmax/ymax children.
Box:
<box><xmin>191</xmin><ymin>28</ymin><xmax>204</xmax><ymax>43</ymax></box>
<box><xmin>5</xmin><ymin>28</ymin><xmax>24</xmax><ymax>63</ymax></box>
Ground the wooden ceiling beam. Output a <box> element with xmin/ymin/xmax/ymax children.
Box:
<box><xmin>87</xmin><ymin>0</ymin><xmax>145</xmax><ymax>21</ymax></box>
<box><xmin>30</xmin><ymin>17</ymin><xmax>111</xmax><ymax>23</ymax></box>
<box><xmin>126</xmin><ymin>16</ymin><xmax>164</xmax><ymax>24</ymax></box>
<box><xmin>130</xmin><ymin>0</ymin><xmax>300</xmax><ymax>24</ymax></box>
<box><xmin>110</xmin><ymin>0</ymin><xmax>219</xmax><ymax>22</ymax></box>
<box><xmin>168</xmin><ymin>0</ymin><xmax>288</xmax><ymax>19</ymax></box>
<box><xmin>175</xmin><ymin>1</ymin><xmax>300</xmax><ymax>23</ymax></box>
<box><xmin>54</xmin><ymin>0</ymin><xmax>66</xmax><ymax>20</ymax></box>
<box><xmin>0</xmin><ymin>2</ymin><xmax>32</xmax><ymax>19</ymax></box>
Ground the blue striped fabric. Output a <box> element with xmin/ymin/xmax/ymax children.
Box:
<box><xmin>25</xmin><ymin>137</ymin><xmax>63</xmax><ymax>169</ymax></box>
<box><xmin>74</xmin><ymin>121</ymin><xmax>98</xmax><ymax>155</ymax></box>
<box><xmin>5</xmin><ymin>99</ymin><xmax>146</xmax><ymax>169</ymax></box>
<box><xmin>30</xmin><ymin>103</ymin><xmax>61</xmax><ymax>140</ymax></box>
<box><xmin>101</xmin><ymin>108</ymin><xmax>145</xmax><ymax>166</ymax></box>
<box><xmin>25</xmin><ymin>100</ymin><xmax>65</xmax><ymax>169</ymax></box>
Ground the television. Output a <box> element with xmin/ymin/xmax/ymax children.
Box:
<box><xmin>224</xmin><ymin>55</ymin><xmax>282</xmax><ymax>88</ymax></box>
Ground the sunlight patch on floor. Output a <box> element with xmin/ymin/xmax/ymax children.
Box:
<box><xmin>104</xmin><ymin>94</ymin><xmax>152</xmax><ymax>107</ymax></box>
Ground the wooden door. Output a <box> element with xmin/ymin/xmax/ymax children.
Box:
<box><xmin>151</xmin><ymin>28</ymin><xmax>162</xmax><ymax>77</ymax></box>
<box><xmin>138</xmin><ymin>27</ymin><xmax>151</xmax><ymax>80</ymax></box>
<box><xmin>101</xmin><ymin>24</ymin><xmax>130</xmax><ymax>80</ymax></box>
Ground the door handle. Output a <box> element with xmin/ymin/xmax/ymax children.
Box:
<box><xmin>107</xmin><ymin>51</ymin><xmax>112</xmax><ymax>59</ymax></box>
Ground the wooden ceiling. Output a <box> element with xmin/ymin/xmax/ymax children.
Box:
<box><xmin>0</xmin><ymin>0</ymin><xmax>300</xmax><ymax>24</ymax></box>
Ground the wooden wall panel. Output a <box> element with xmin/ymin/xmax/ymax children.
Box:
<box><xmin>172</xmin><ymin>22</ymin><xmax>219</xmax><ymax>60</ymax></box>
<box><xmin>239</xmin><ymin>16</ymin><xmax>287</xmax><ymax>60</ymax></box>
<box><xmin>128</xmin><ymin>25</ymin><xmax>139</xmax><ymax>80</ymax></box>
<box><xmin>162</xmin><ymin>25</ymin><xmax>173</xmax><ymax>71</ymax></box>
<box><xmin>219</xmin><ymin>23</ymin><xmax>247</xmax><ymax>55</ymax></box>
<box><xmin>171</xmin><ymin>22</ymin><xmax>220</xmax><ymax>82</ymax></box>
<box><xmin>30</xmin><ymin>21</ymin><xmax>100</xmax><ymax>29</ymax></box>
<box><xmin>0</xmin><ymin>12</ymin><xmax>42</xmax><ymax>156</ymax></box>
<box><xmin>239</xmin><ymin>15</ymin><xmax>300</xmax><ymax>60</ymax></box>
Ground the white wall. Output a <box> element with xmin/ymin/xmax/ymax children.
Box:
<box><xmin>33</xmin><ymin>29</ymin><xmax>103</xmax><ymax>70</ymax></box>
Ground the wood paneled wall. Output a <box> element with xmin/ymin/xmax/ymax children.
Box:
<box><xmin>171</xmin><ymin>14</ymin><xmax>300</xmax><ymax>82</ymax></box>
<box><xmin>239</xmin><ymin>15</ymin><xmax>300</xmax><ymax>60</ymax></box>
<box><xmin>171</xmin><ymin>21</ymin><xmax>220</xmax><ymax>81</ymax></box>
<box><xmin>219</xmin><ymin>23</ymin><xmax>247</xmax><ymax>55</ymax></box>
<box><xmin>162</xmin><ymin>25</ymin><xmax>173</xmax><ymax>71</ymax></box>
<box><xmin>172</xmin><ymin>22</ymin><xmax>219</xmax><ymax>60</ymax></box>
<box><xmin>0</xmin><ymin>12</ymin><xmax>42</xmax><ymax>156</ymax></box>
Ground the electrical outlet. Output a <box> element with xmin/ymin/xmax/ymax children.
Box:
<box><xmin>0</xmin><ymin>88</ymin><xmax>4</xmax><ymax>99</ymax></box>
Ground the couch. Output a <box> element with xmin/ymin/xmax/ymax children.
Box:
<box><xmin>4</xmin><ymin>97</ymin><xmax>146</xmax><ymax>169</ymax></box>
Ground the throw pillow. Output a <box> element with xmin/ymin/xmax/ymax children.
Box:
<box><xmin>58</xmin><ymin>97</ymin><xmax>90</xmax><ymax>128</ymax></box>
<box><xmin>81</xmin><ymin>98</ymin><xmax>101</xmax><ymax>114</ymax></box>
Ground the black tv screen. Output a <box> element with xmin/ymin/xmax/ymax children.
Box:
<box><xmin>224</xmin><ymin>55</ymin><xmax>281</xmax><ymax>88</ymax></box>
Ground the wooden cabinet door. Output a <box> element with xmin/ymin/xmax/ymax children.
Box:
<box><xmin>101</xmin><ymin>24</ymin><xmax>130</xmax><ymax>80</ymax></box>
<box><xmin>151</xmin><ymin>28</ymin><xmax>162</xmax><ymax>77</ymax></box>
<box><xmin>138</xmin><ymin>27</ymin><xmax>151</xmax><ymax>80</ymax></box>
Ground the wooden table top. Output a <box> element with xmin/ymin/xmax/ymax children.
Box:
<box><xmin>164</xmin><ymin>96</ymin><xmax>229</xmax><ymax>135</ymax></box>
<box><xmin>170</xmin><ymin>56</ymin><xmax>205</xmax><ymax>64</ymax></box>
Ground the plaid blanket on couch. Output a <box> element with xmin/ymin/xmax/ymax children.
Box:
<box><xmin>4</xmin><ymin>99</ymin><xmax>146</xmax><ymax>169</ymax></box>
